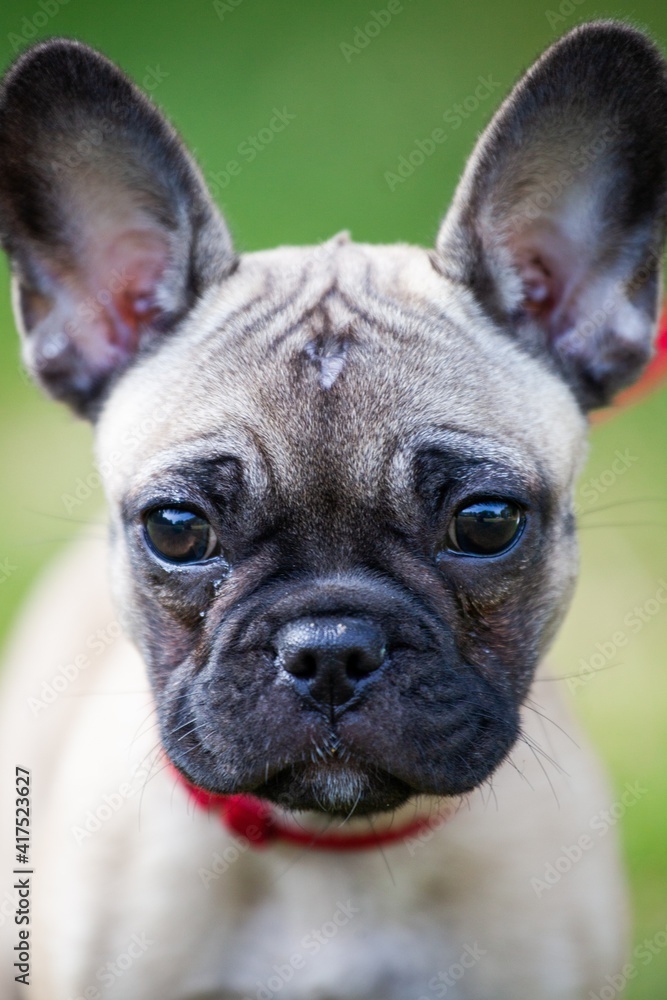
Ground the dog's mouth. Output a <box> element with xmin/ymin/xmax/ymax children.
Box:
<box><xmin>252</xmin><ymin>759</ymin><xmax>414</xmax><ymax>817</ymax></box>
<box><xmin>168</xmin><ymin>728</ymin><xmax>415</xmax><ymax>816</ymax></box>
<box><xmin>162</xmin><ymin>677</ymin><xmax>519</xmax><ymax>818</ymax></box>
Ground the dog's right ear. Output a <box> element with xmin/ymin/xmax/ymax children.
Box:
<box><xmin>0</xmin><ymin>39</ymin><xmax>235</xmax><ymax>418</ymax></box>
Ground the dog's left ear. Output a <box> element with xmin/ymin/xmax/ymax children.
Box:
<box><xmin>436</xmin><ymin>21</ymin><xmax>667</xmax><ymax>409</ymax></box>
<box><xmin>0</xmin><ymin>39</ymin><xmax>235</xmax><ymax>417</ymax></box>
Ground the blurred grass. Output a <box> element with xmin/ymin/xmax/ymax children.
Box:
<box><xmin>0</xmin><ymin>1</ymin><xmax>665</xmax><ymax>995</ymax></box>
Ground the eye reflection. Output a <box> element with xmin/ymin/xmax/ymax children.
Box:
<box><xmin>445</xmin><ymin>499</ymin><xmax>524</xmax><ymax>556</ymax></box>
<box><xmin>144</xmin><ymin>508</ymin><xmax>218</xmax><ymax>564</ymax></box>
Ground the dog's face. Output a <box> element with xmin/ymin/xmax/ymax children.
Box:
<box><xmin>1</xmin><ymin>25</ymin><xmax>666</xmax><ymax>815</ymax></box>
<box><xmin>97</xmin><ymin>241</ymin><xmax>585</xmax><ymax>814</ymax></box>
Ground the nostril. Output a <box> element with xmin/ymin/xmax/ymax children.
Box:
<box><xmin>345</xmin><ymin>647</ymin><xmax>385</xmax><ymax>680</ymax></box>
<box><xmin>290</xmin><ymin>650</ymin><xmax>318</xmax><ymax>680</ymax></box>
<box><xmin>346</xmin><ymin>650</ymin><xmax>363</xmax><ymax>680</ymax></box>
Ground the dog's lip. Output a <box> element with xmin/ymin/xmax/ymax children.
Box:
<box><xmin>169</xmin><ymin>748</ymin><xmax>416</xmax><ymax>816</ymax></box>
<box><xmin>246</xmin><ymin>757</ymin><xmax>417</xmax><ymax>817</ymax></box>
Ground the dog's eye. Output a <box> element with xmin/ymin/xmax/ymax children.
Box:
<box><xmin>445</xmin><ymin>498</ymin><xmax>524</xmax><ymax>556</ymax></box>
<box><xmin>144</xmin><ymin>508</ymin><xmax>218</xmax><ymax>563</ymax></box>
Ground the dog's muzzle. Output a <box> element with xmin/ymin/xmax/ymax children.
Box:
<box><xmin>160</xmin><ymin>571</ymin><xmax>519</xmax><ymax>815</ymax></box>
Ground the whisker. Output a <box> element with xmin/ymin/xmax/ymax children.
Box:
<box><xmin>577</xmin><ymin>496</ymin><xmax>667</xmax><ymax>517</ymax></box>
<box><xmin>136</xmin><ymin>747</ymin><xmax>168</xmax><ymax>829</ymax></box>
<box><xmin>505</xmin><ymin>754</ymin><xmax>534</xmax><ymax>791</ymax></box>
<box><xmin>523</xmin><ymin>699</ymin><xmax>580</xmax><ymax>748</ymax></box>
<box><xmin>22</xmin><ymin>507</ymin><xmax>107</xmax><ymax>525</ymax></box>
<box><xmin>535</xmin><ymin>661</ymin><xmax>626</xmax><ymax>682</ymax></box>
<box><xmin>61</xmin><ymin>690</ymin><xmax>152</xmax><ymax>697</ymax></box>
<box><xmin>337</xmin><ymin>788</ymin><xmax>364</xmax><ymax>828</ymax></box>
<box><xmin>527</xmin><ymin>740</ymin><xmax>560</xmax><ymax>808</ymax></box>
<box><xmin>129</xmin><ymin>706</ymin><xmax>161</xmax><ymax>751</ymax></box>
<box><xmin>578</xmin><ymin>520</ymin><xmax>665</xmax><ymax>530</ymax></box>
<box><xmin>365</xmin><ymin>815</ymin><xmax>396</xmax><ymax>886</ymax></box>
<box><xmin>519</xmin><ymin>731</ymin><xmax>567</xmax><ymax>778</ymax></box>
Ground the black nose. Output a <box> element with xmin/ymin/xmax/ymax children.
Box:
<box><xmin>275</xmin><ymin>617</ymin><xmax>387</xmax><ymax>707</ymax></box>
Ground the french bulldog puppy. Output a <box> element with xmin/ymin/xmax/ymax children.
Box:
<box><xmin>0</xmin><ymin>20</ymin><xmax>665</xmax><ymax>1000</ymax></box>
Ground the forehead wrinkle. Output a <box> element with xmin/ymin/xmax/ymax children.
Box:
<box><xmin>97</xmin><ymin>239</ymin><xmax>585</xmax><ymax>508</ymax></box>
<box><xmin>226</xmin><ymin>298</ymin><xmax>525</xmax><ymax>502</ymax></box>
<box><xmin>195</xmin><ymin>239</ymin><xmax>355</xmax><ymax>356</ymax></box>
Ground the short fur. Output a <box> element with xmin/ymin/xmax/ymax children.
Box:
<box><xmin>0</xmin><ymin>22</ymin><xmax>665</xmax><ymax>999</ymax></box>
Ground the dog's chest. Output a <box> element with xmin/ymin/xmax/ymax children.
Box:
<box><xmin>211</xmin><ymin>857</ymin><xmax>459</xmax><ymax>1000</ymax></box>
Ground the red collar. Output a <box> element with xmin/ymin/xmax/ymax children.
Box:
<box><xmin>171</xmin><ymin>767</ymin><xmax>443</xmax><ymax>851</ymax></box>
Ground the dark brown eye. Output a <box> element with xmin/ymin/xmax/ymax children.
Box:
<box><xmin>446</xmin><ymin>499</ymin><xmax>524</xmax><ymax>556</ymax></box>
<box><xmin>144</xmin><ymin>508</ymin><xmax>218</xmax><ymax>564</ymax></box>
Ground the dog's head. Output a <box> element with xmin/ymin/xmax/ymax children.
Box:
<box><xmin>1</xmin><ymin>24</ymin><xmax>666</xmax><ymax>815</ymax></box>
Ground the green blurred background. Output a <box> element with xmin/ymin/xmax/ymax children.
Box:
<box><xmin>0</xmin><ymin>1</ymin><xmax>665</xmax><ymax>995</ymax></box>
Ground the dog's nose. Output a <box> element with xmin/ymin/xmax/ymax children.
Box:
<box><xmin>275</xmin><ymin>617</ymin><xmax>387</xmax><ymax>706</ymax></box>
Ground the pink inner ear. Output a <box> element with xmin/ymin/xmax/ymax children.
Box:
<box><xmin>82</xmin><ymin>227</ymin><xmax>170</xmax><ymax>361</ymax></box>
<box><xmin>509</xmin><ymin>218</ymin><xmax>589</xmax><ymax>340</ymax></box>
<box><xmin>518</xmin><ymin>256</ymin><xmax>556</xmax><ymax>318</ymax></box>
